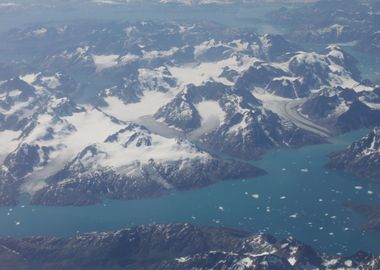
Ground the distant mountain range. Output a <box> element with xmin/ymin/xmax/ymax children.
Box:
<box><xmin>271</xmin><ymin>0</ymin><xmax>380</xmax><ymax>53</ymax></box>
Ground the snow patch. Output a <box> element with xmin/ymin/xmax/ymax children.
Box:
<box><xmin>92</xmin><ymin>54</ymin><xmax>119</xmax><ymax>72</ymax></box>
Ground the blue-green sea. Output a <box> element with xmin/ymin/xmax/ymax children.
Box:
<box><xmin>1</xmin><ymin>130</ymin><xmax>379</xmax><ymax>256</ymax></box>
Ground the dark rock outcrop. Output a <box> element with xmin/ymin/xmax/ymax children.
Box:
<box><xmin>0</xmin><ymin>223</ymin><xmax>379</xmax><ymax>270</ymax></box>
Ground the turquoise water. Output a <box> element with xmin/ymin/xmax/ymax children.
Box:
<box><xmin>1</xmin><ymin>130</ymin><xmax>379</xmax><ymax>256</ymax></box>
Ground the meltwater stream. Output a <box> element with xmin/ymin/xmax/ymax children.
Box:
<box><xmin>0</xmin><ymin>129</ymin><xmax>379</xmax><ymax>256</ymax></box>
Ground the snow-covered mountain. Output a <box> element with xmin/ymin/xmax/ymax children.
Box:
<box><xmin>30</xmin><ymin>124</ymin><xmax>263</xmax><ymax>205</ymax></box>
<box><xmin>301</xmin><ymin>86</ymin><xmax>380</xmax><ymax>132</ymax></box>
<box><xmin>0</xmin><ymin>21</ymin><xmax>379</xmax><ymax>206</ymax></box>
<box><xmin>327</xmin><ymin>127</ymin><xmax>380</xmax><ymax>181</ymax></box>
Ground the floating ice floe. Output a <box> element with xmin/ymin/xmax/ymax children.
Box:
<box><xmin>218</xmin><ymin>206</ymin><xmax>224</xmax><ymax>212</ymax></box>
<box><xmin>282</xmin><ymin>168</ymin><xmax>287</xmax><ymax>171</ymax></box>
<box><xmin>280</xmin><ymin>196</ymin><xmax>286</xmax><ymax>200</ymax></box>
<box><xmin>15</xmin><ymin>221</ymin><xmax>20</xmax><ymax>226</ymax></box>
<box><xmin>251</xmin><ymin>194</ymin><xmax>260</xmax><ymax>199</ymax></box>
<box><xmin>368</xmin><ymin>190</ymin><xmax>374</xmax><ymax>195</ymax></box>
<box><xmin>354</xmin><ymin>186</ymin><xmax>363</xmax><ymax>190</ymax></box>
<box><xmin>289</xmin><ymin>213</ymin><xmax>298</xmax><ymax>218</ymax></box>
<box><xmin>300</xmin><ymin>168</ymin><xmax>309</xmax><ymax>173</ymax></box>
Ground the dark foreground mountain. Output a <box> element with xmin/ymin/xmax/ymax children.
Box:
<box><xmin>0</xmin><ymin>223</ymin><xmax>378</xmax><ymax>270</ymax></box>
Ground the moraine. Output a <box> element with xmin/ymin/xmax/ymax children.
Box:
<box><xmin>1</xmin><ymin>129</ymin><xmax>379</xmax><ymax>256</ymax></box>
